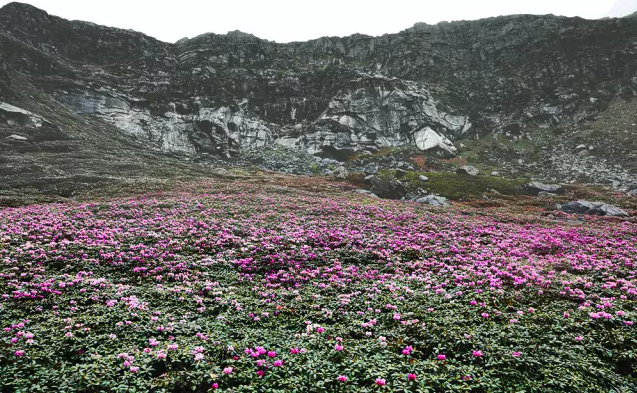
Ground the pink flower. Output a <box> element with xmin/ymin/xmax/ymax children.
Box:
<box><xmin>375</xmin><ymin>378</ymin><xmax>386</xmax><ymax>386</ymax></box>
<box><xmin>481</xmin><ymin>313</ymin><xmax>489</xmax><ymax>319</ymax></box>
<box><xmin>156</xmin><ymin>351</ymin><xmax>167</xmax><ymax>360</ymax></box>
<box><xmin>316</xmin><ymin>327</ymin><xmax>325</xmax><ymax>333</ymax></box>
<box><xmin>472</xmin><ymin>350</ymin><xmax>483</xmax><ymax>357</ymax></box>
<box><xmin>273</xmin><ymin>360</ymin><xmax>283</xmax><ymax>367</ymax></box>
<box><xmin>290</xmin><ymin>347</ymin><xmax>300</xmax><ymax>354</ymax></box>
<box><xmin>212</xmin><ymin>383</ymin><xmax>219</xmax><ymax>389</ymax></box>
<box><xmin>168</xmin><ymin>343</ymin><xmax>178</xmax><ymax>351</ymax></box>
<box><xmin>393</xmin><ymin>313</ymin><xmax>401</xmax><ymax>320</ymax></box>
<box><xmin>223</xmin><ymin>367</ymin><xmax>233</xmax><ymax>375</ymax></box>
<box><xmin>194</xmin><ymin>353</ymin><xmax>204</xmax><ymax>361</ymax></box>
<box><xmin>337</xmin><ymin>375</ymin><xmax>348</xmax><ymax>383</ymax></box>
<box><xmin>437</xmin><ymin>354</ymin><xmax>446</xmax><ymax>361</ymax></box>
<box><xmin>402</xmin><ymin>345</ymin><xmax>413</xmax><ymax>356</ymax></box>
<box><xmin>267</xmin><ymin>351</ymin><xmax>276</xmax><ymax>358</ymax></box>
<box><xmin>334</xmin><ymin>344</ymin><xmax>344</xmax><ymax>351</ymax></box>
<box><xmin>129</xmin><ymin>366</ymin><xmax>140</xmax><ymax>373</ymax></box>
<box><xmin>575</xmin><ymin>336</ymin><xmax>583</xmax><ymax>342</ymax></box>
<box><xmin>14</xmin><ymin>350</ymin><xmax>25</xmax><ymax>357</ymax></box>
<box><xmin>407</xmin><ymin>373</ymin><xmax>417</xmax><ymax>382</ymax></box>
<box><xmin>512</xmin><ymin>351</ymin><xmax>521</xmax><ymax>357</ymax></box>
<box><xmin>256</xmin><ymin>370</ymin><xmax>265</xmax><ymax>377</ymax></box>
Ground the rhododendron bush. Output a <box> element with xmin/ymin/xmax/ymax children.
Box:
<box><xmin>0</xmin><ymin>180</ymin><xmax>635</xmax><ymax>392</ymax></box>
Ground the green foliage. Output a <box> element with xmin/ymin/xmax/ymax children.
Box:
<box><xmin>402</xmin><ymin>171</ymin><xmax>529</xmax><ymax>200</ymax></box>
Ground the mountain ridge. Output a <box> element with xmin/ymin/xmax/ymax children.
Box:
<box><xmin>1</xmin><ymin>1</ymin><xmax>637</xmax><ymax>192</ymax></box>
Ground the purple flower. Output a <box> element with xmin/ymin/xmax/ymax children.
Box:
<box><xmin>512</xmin><ymin>351</ymin><xmax>521</xmax><ymax>357</ymax></box>
<box><xmin>472</xmin><ymin>350</ymin><xmax>483</xmax><ymax>357</ymax></box>
<box><xmin>337</xmin><ymin>375</ymin><xmax>348</xmax><ymax>383</ymax></box>
<box><xmin>437</xmin><ymin>354</ymin><xmax>446</xmax><ymax>361</ymax></box>
<box><xmin>14</xmin><ymin>350</ymin><xmax>25</xmax><ymax>357</ymax></box>
<box><xmin>375</xmin><ymin>378</ymin><xmax>386</xmax><ymax>386</ymax></box>
<box><xmin>407</xmin><ymin>373</ymin><xmax>417</xmax><ymax>382</ymax></box>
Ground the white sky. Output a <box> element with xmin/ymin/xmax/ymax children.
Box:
<box><xmin>1</xmin><ymin>0</ymin><xmax>635</xmax><ymax>43</ymax></box>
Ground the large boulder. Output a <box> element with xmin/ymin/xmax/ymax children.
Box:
<box><xmin>456</xmin><ymin>166</ymin><xmax>480</xmax><ymax>176</ymax></box>
<box><xmin>526</xmin><ymin>182</ymin><xmax>566</xmax><ymax>196</ymax></box>
<box><xmin>559</xmin><ymin>200</ymin><xmax>629</xmax><ymax>217</ymax></box>
<box><xmin>370</xmin><ymin>176</ymin><xmax>407</xmax><ymax>200</ymax></box>
<box><xmin>414</xmin><ymin>195</ymin><xmax>449</xmax><ymax>206</ymax></box>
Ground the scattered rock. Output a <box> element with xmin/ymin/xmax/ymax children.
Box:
<box><xmin>418</xmin><ymin>175</ymin><xmax>429</xmax><ymax>182</ymax></box>
<box><xmin>526</xmin><ymin>181</ymin><xmax>565</xmax><ymax>195</ymax></box>
<box><xmin>414</xmin><ymin>195</ymin><xmax>449</xmax><ymax>206</ymax></box>
<box><xmin>333</xmin><ymin>166</ymin><xmax>349</xmax><ymax>179</ymax></box>
<box><xmin>363</xmin><ymin>164</ymin><xmax>379</xmax><ymax>175</ymax></box>
<box><xmin>490</xmin><ymin>171</ymin><xmax>501</xmax><ymax>177</ymax></box>
<box><xmin>456</xmin><ymin>166</ymin><xmax>480</xmax><ymax>176</ymax></box>
<box><xmin>559</xmin><ymin>200</ymin><xmax>629</xmax><ymax>217</ymax></box>
<box><xmin>354</xmin><ymin>189</ymin><xmax>379</xmax><ymax>198</ymax></box>
<box><xmin>210</xmin><ymin>168</ymin><xmax>232</xmax><ymax>177</ymax></box>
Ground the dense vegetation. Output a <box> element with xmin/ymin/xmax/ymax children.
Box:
<box><xmin>1</xmin><ymin>179</ymin><xmax>636</xmax><ymax>392</ymax></box>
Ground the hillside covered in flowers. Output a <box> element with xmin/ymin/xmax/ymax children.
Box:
<box><xmin>1</xmin><ymin>178</ymin><xmax>636</xmax><ymax>392</ymax></box>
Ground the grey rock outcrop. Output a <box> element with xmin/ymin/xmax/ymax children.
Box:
<box><xmin>559</xmin><ymin>201</ymin><xmax>629</xmax><ymax>217</ymax></box>
<box><xmin>414</xmin><ymin>195</ymin><xmax>449</xmax><ymax>206</ymax></box>
<box><xmin>526</xmin><ymin>182</ymin><xmax>566</xmax><ymax>195</ymax></box>
<box><xmin>370</xmin><ymin>176</ymin><xmax>407</xmax><ymax>200</ymax></box>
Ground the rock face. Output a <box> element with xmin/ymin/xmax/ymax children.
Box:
<box><xmin>1</xmin><ymin>2</ymin><xmax>637</xmax><ymax>184</ymax></box>
<box><xmin>559</xmin><ymin>201</ymin><xmax>629</xmax><ymax>217</ymax></box>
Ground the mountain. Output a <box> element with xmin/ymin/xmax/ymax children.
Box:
<box><xmin>1</xmin><ymin>2</ymin><xmax>637</xmax><ymax>191</ymax></box>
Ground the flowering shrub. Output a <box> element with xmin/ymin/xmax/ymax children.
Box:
<box><xmin>0</xmin><ymin>179</ymin><xmax>636</xmax><ymax>391</ymax></box>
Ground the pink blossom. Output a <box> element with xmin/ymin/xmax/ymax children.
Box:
<box><xmin>512</xmin><ymin>351</ymin><xmax>522</xmax><ymax>357</ymax></box>
<box><xmin>437</xmin><ymin>354</ymin><xmax>446</xmax><ymax>360</ymax></box>
<box><xmin>472</xmin><ymin>350</ymin><xmax>483</xmax><ymax>357</ymax></box>
<box><xmin>337</xmin><ymin>375</ymin><xmax>348</xmax><ymax>383</ymax></box>
<box><xmin>375</xmin><ymin>378</ymin><xmax>386</xmax><ymax>386</ymax></box>
<box><xmin>223</xmin><ymin>367</ymin><xmax>233</xmax><ymax>375</ymax></box>
<box><xmin>407</xmin><ymin>373</ymin><xmax>417</xmax><ymax>381</ymax></box>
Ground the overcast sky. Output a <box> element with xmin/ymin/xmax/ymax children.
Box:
<box><xmin>1</xmin><ymin>0</ymin><xmax>635</xmax><ymax>43</ymax></box>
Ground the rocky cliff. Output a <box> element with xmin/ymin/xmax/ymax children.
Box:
<box><xmin>1</xmin><ymin>2</ymin><xmax>637</xmax><ymax>187</ymax></box>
